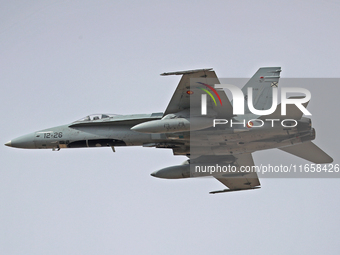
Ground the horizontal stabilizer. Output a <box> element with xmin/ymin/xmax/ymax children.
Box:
<box><xmin>279</xmin><ymin>141</ymin><xmax>333</xmax><ymax>163</ymax></box>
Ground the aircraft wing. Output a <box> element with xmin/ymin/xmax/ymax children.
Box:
<box><xmin>191</xmin><ymin>153</ymin><xmax>261</xmax><ymax>194</ymax></box>
<box><xmin>212</xmin><ymin>153</ymin><xmax>260</xmax><ymax>194</ymax></box>
<box><xmin>161</xmin><ymin>68</ymin><xmax>233</xmax><ymax>119</ymax></box>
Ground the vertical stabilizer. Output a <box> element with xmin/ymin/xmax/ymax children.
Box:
<box><xmin>241</xmin><ymin>67</ymin><xmax>281</xmax><ymax>114</ymax></box>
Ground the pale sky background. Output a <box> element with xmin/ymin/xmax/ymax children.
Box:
<box><xmin>1</xmin><ymin>1</ymin><xmax>340</xmax><ymax>254</ymax></box>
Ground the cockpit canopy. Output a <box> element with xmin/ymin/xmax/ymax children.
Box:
<box><xmin>74</xmin><ymin>114</ymin><xmax>120</xmax><ymax>123</ymax></box>
<box><xmin>161</xmin><ymin>114</ymin><xmax>177</xmax><ymax>120</ymax></box>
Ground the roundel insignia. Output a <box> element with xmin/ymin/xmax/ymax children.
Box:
<box><xmin>186</xmin><ymin>90</ymin><xmax>193</xmax><ymax>95</ymax></box>
<box><xmin>247</xmin><ymin>121</ymin><xmax>254</xmax><ymax>128</ymax></box>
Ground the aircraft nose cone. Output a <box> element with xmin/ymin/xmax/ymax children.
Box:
<box><xmin>7</xmin><ymin>133</ymin><xmax>36</xmax><ymax>149</ymax></box>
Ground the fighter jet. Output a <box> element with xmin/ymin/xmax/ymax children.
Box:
<box><xmin>5</xmin><ymin>68</ymin><xmax>333</xmax><ymax>194</ymax></box>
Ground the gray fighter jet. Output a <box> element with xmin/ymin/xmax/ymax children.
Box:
<box><xmin>5</xmin><ymin>68</ymin><xmax>333</xmax><ymax>194</ymax></box>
